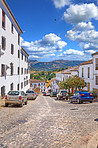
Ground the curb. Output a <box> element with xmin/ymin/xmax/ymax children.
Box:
<box><xmin>0</xmin><ymin>98</ymin><xmax>5</xmax><ymax>107</ymax></box>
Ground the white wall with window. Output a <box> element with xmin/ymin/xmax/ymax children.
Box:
<box><xmin>0</xmin><ymin>0</ymin><xmax>30</xmax><ymax>97</ymax></box>
<box><xmin>79</xmin><ymin>62</ymin><xmax>94</xmax><ymax>91</ymax></box>
<box><xmin>92</xmin><ymin>52</ymin><xmax>98</xmax><ymax>93</ymax></box>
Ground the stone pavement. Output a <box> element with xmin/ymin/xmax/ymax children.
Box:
<box><xmin>87</xmin><ymin>131</ymin><xmax>98</xmax><ymax>148</ymax></box>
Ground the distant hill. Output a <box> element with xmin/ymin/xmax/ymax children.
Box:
<box><xmin>29</xmin><ymin>59</ymin><xmax>85</xmax><ymax>71</ymax></box>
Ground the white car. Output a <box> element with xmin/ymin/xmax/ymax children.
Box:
<box><xmin>57</xmin><ymin>90</ymin><xmax>68</xmax><ymax>100</ymax></box>
<box><xmin>5</xmin><ymin>91</ymin><xmax>27</xmax><ymax>107</ymax></box>
<box><xmin>26</xmin><ymin>90</ymin><xmax>37</xmax><ymax>100</ymax></box>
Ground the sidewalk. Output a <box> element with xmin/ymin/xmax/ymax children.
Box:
<box><xmin>0</xmin><ymin>97</ymin><xmax>5</xmax><ymax>107</ymax></box>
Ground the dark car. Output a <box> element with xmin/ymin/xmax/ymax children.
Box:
<box><xmin>70</xmin><ymin>91</ymin><xmax>93</xmax><ymax>104</ymax></box>
<box><xmin>43</xmin><ymin>92</ymin><xmax>46</xmax><ymax>96</ymax></box>
<box><xmin>50</xmin><ymin>92</ymin><xmax>57</xmax><ymax>97</ymax></box>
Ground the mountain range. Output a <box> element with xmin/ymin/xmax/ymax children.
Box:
<box><xmin>29</xmin><ymin>59</ymin><xmax>85</xmax><ymax>71</ymax></box>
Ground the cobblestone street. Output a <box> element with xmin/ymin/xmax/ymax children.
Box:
<box><xmin>0</xmin><ymin>94</ymin><xmax>98</xmax><ymax>148</ymax></box>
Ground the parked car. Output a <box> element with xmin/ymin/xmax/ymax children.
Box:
<box><xmin>43</xmin><ymin>92</ymin><xmax>46</xmax><ymax>96</ymax></box>
<box><xmin>70</xmin><ymin>91</ymin><xmax>93</xmax><ymax>104</ymax></box>
<box><xmin>35</xmin><ymin>92</ymin><xmax>38</xmax><ymax>97</ymax></box>
<box><xmin>57</xmin><ymin>90</ymin><xmax>68</xmax><ymax>100</ymax></box>
<box><xmin>5</xmin><ymin>91</ymin><xmax>27</xmax><ymax>107</ymax></box>
<box><xmin>46</xmin><ymin>91</ymin><xmax>51</xmax><ymax>96</ymax></box>
<box><xmin>26</xmin><ymin>90</ymin><xmax>36</xmax><ymax>100</ymax></box>
<box><xmin>50</xmin><ymin>91</ymin><xmax>57</xmax><ymax>97</ymax></box>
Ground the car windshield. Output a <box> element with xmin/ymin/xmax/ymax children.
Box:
<box><xmin>26</xmin><ymin>91</ymin><xmax>34</xmax><ymax>93</ymax></box>
<box><xmin>8</xmin><ymin>91</ymin><xmax>19</xmax><ymax>95</ymax></box>
<box><xmin>61</xmin><ymin>91</ymin><xmax>67</xmax><ymax>93</ymax></box>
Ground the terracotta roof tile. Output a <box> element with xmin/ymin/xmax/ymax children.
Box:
<box><xmin>79</xmin><ymin>59</ymin><xmax>93</xmax><ymax>66</ymax></box>
<box><xmin>30</xmin><ymin>79</ymin><xmax>45</xmax><ymax>83</ymax></box>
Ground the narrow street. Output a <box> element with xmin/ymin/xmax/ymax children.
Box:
<box><xmin>0</xmin><ymin>94</ymin><xmax>98</xmax><ymax>148</ymax></box>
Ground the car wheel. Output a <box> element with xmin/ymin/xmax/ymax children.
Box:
<box><xmin>25</xmin><ymin>101</ymin><xmax>27</xmax><ymax>105</ymax></box>
<box><xmin>90</xmin><ymin>101</ymin><xmax>92</xmax><ymax>103</ymax></box>
<box><xmin>77</xmin><ymin>98</ymin><xmax>80</xmax><ymax>104</ymax></box>
<box><xmin>5</xmin><ymin>103</ymin><xmax>8</xmax><ymax>107</ymax></box>
<box><xmin>20</xmin><ymin>102</ymin><xmax>23</xmax><ymax>107</ymax></box>
<box><xmin>58</xmin><ymin>96</ymin><xmax>60</xmax><ymax>100</ymax></box>
<box><xmin>70</xmin><ymin>99</ymin><xmax>72</xmax><ymax>103</ymax></box>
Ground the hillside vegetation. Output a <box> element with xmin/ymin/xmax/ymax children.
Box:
<box><xmin>29</xmin><ymin>59</ymin><xmax>85</xmax><ymax>71</ymax></box>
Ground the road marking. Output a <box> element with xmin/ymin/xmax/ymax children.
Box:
<box><xmin>43</xmin><ymin>96</ymin><xmax>51</xmax><ymax>113</ymax></box>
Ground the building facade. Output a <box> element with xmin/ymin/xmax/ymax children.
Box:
<box><xmin>0</xmin><ymin>0</ymin><xmax>30</xmax><ymax>97</ymax></box>
<box><xmin>79</xmin><ymin>52</ymin><xmax>98</xmax><ymax>94</ymax></box>
<box><xmin>30</xmin><ymin>79</ymin><xmax>46</xmax><ymax>92</ymax></box>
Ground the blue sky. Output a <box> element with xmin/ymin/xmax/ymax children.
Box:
<box><xmin>6</xmin><ymin>0</ymin><xmax>98</xmax><ymax>61</ymax></box>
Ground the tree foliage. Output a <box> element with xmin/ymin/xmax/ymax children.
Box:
<box><xmin>59</xmin><ymin>76</ymin><xmax>86</xmax><ymax>93</ymax></box>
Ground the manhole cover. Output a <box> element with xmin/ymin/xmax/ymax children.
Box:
<box><xmin>70</xmin><ymin>108</ymin><xmax>78</xmax><ymax>110</ymax></box>
<box><xmin>94</xmin><ymin>118</ymin><xmax>98</xmax><ymax>122</ymax></box>
<box><xmin>17</xmin><ymin>120</ymin><xmax>27</xmax><ymax>123</ymax></box>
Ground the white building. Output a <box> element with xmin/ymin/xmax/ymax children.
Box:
<box><xmin>51</xmin><ymin>77</ymin><xmax>59</xmax><ymax>92</ymax></box>
<box><xmin>79</xmin><ymin>52</ymin><xmax>98</xmax><ymax>94</ymax></box>
<box><xmin>30</xmin><ymin>79</ymin><xmax>45</xmax><ymax>92</ymax></box>
<box><xmin>0</xmin><ymin>0</ymin><xmax>30</xmax><ymax>97</ymax></box>
<box><xmin>52</xmin><ymin>66</ymin><xmax>79</xmax><ymax>92</ymax></box>
<box><xmin>79</xmin><ymin>60</ymin><xmax>93</xmax><ymax>91</ymax></box>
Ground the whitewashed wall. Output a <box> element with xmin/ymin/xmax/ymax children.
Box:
<box><xmin>0</xmin><ymin>1</ymin><xmax>30</xmax><ymax>95</ymax></box>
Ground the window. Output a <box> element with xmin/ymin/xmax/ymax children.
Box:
<box><xmin>96</xmin><ymin>76</ymin><xmax>98</xmax><ymax>85</ymax></box>
<box><xmin>18</xmin><ymin>67</ymin><xmax>20</xmax><ymax>75</ymax></box>
<box><xmin>95</xmin><ymin>58</ymin><xmax>98</xmax><ymax>70</ymax></box>
<box><xmin>18</xmin><ymin>34</ymin><xmax>20</xmax><ymax>45</ymax></box>
<box><xmin>1</xmin><ymin>86</ymin><xmax>5</xmax><ymax>97</ymax></box>
<box><xmin>21</xmin><ymin>53</ymin><xmax>23</xmax><ymax>60</ymax></box>
<box><xmin>11</xmin><ymin>44</ymin><xmax>14</xmax><ymax>54</ymax></box>
<box><xmin>21</xmin><ymin>68</ymin><xmax>23</xmax><ymax>75</ymax></box>
<box><xmin>10</xmin><ymin>63</ymin><xmax>13</xmax><ymax>75</ymax></box>
<box><xmin>82</xmin><ymin>68</ymin><xmax>84</xmax><ymax>77</ymax></box>
<box><xmin>1</xmin><ymin>64</ymin><xmax>5</xmax><ymax>76</ymax></box>
<box><xmin>10</xmin><ymin>83</ymin><xmax>13</xmax><ymax>90</ymax></box>
<box><xmin>18</xmin><ymin>50</ymin><xmax>20</xmax><ymax>58</ymax></box>
<box><xmin>11</xmin><ymin>23</ymin><xmax>13</xmax><ymax>33</ymax></box>
<box><xmin>2</xmin><ymin>10</ymin><xmax>5</xmax><ymax>29</ymax></box>
<box><xmin>88</xmin><ymin>67</ymin><xmax>90</xmax><ymax>78</ymax></box>
<box><xmin>17</xmin><ymin>84</ymin><xmax>19</xmax><ymax>90</ymax></box>
<box><xmin>2</xmin><ymin>36</ymin><xmax>6</xmax><ymax>50</ymax></box>
<box><xmin>21</xmin><ymin>82</ymin><xmax>23</xmax><ymax>89</ymax></box>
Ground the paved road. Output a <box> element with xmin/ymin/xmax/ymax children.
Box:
<box><xmin>0</xmin><ymin>94</ymin><xmax>98</xmax><ymax>148</ymax></box>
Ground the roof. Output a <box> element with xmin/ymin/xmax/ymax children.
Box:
<box><xmin>63</xmin><ymin>71</ymin><xmax>71</xmax><ymax>74</ymax></box>
<box><xmin>30</xmin><ymin>79</ymin><xmax>45</xmax><ymax>83</ymax></box>
<box><xmin>2</xmin><ymin>0</ymin><xmax>23</xmax><ymax>34</ymax></box>
<box><xmin>21</xmin><ymin>48</ymin><xmax>29</xmax><ymax>56</ymax></box>
<box><xmin>51</xmin><ymin>77</ymin><xmax>56</xmax><ymax>81</ymax></box>
<box><xmin>79</xmin><ymin>59</ymin><xmax>93</xmax><ymax>66</ymax></box>
<box><xmin>71</xmin><ymin>68</ymin><xmax>79</xmax><ymax>71</ymax></box>
<box><xmin>92</xmin><ymin>52</ymin><xmax>98</xmax><ymax>56</ymax></box>
<box><xmin>63</xmin><ymin>66</ymin><xmax>79</xmax><ymax>74</ymax></box>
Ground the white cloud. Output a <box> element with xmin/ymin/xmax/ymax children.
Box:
<box><xmin>53</xmin><ymin>0</ymin><xmax>71</xmax><ymax>8</ymax></box>
<box><xmin>82</xmin><ymin>43</ymin><xmax>98</xmax><ymax>50</ymax></box>
<box><xmin>63</xmin><ymin>49</ymin><xmax>84</xmax><ymax>55</ymax></box>
<box><xmin>63</xmin><ymin>3</ymin><xmax>98</xmax><ymax>24</ymax></box>
<box><xmin>21</xmin><ymin>33</ymin><xmax>67</xmax><ymax>59</ymax></box>
<box><xmin>74</xmin><ymin>22</ymin><xmax>94</xmax><ymax>31</ymax></box>
<box><xmin>57</xmin><ymin>49</ymin><xmax>94</xmax><ymax>60</ymax></box>
<box><xmin>66</xmin><ymin>29</ymin><xmax>98</xmax><ymax>44</ymax></box>
<box><xmin>84</xmin><ymin>50</ymin><xmax>95</xmax><ymax>54</ymax></box>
